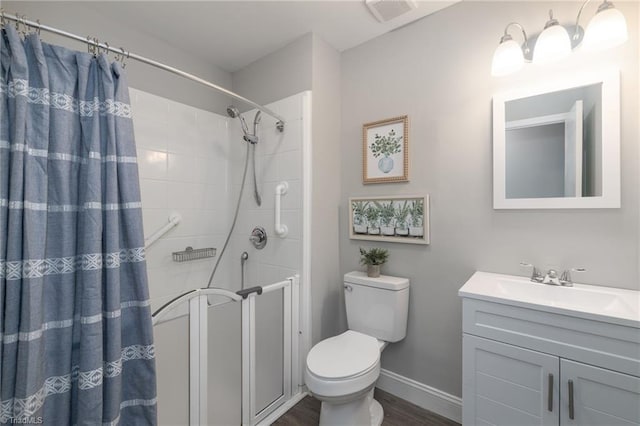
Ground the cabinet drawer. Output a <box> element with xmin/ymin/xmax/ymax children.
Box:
<box><xmin>463</xmin><ymin>298</ymin><xmax>640</xmax><ymax>378</ymax></box>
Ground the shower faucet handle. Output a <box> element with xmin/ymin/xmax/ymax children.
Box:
<box><xmin>250</xmin><ymin>226</ymin><xmax>267</xmax><ymax>249</ymax></box>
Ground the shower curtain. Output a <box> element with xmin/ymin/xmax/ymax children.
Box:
<box><xmin>0</xmin><ymin>26</ymin><xmax>157</xmax><ymax>425</ymax></box>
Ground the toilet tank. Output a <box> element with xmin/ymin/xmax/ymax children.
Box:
<box><xmin>344</xmin><ymin>271</ymin><xmax>410</xmax><ymax>342</ymax></box>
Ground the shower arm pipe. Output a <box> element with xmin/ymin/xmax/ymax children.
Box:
<box><xmin>1</xmin><ymin>12</ymin><xmax>286</xmax><ymax>130</ymax></box>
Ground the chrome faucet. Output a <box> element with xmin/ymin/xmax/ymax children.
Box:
<box><xmin>520</xmin><ymin>262</ymin><xmax>585</xmax><ymax>287</ymax></box>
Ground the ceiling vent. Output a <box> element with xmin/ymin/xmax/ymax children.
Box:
<box><xmin>365</xmin><ymin>0</ymin><xmax>418</xmax><ymax>23</ymax></box>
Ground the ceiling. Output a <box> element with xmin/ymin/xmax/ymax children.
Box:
<box><xmin>87</xmin><ymin>1</ymin><xmax>459</xmax><ymax>73</ymax></box>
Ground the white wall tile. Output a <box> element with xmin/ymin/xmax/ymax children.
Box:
<box><xmin>137</xmin><ymin>149</ymin><xmax>168</xmax><ymax>180</ymax></box>
<box><xmin>136</xmin><ymin>90</ymin><xmax>308</xmax><ymax>314</ymax></box>
<box><xmin>268</xmin><ymin>94</ymin><xmax>303</xmax><ymax>122</ymax></box>
<box><xmin>140</xmin><ymin>179</ymin><xmax>168</xmax><ymax>210</ymax></box>
<box><xmin>260</xmin><ymin>119</ymin><xmax>303</xmax><ymax>156</ymax></box>
<box><xmin>167</xmin><ymin>182</ymin><xmax>207</xmax><ymax>210</ymax></box>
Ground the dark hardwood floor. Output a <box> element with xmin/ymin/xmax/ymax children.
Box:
<box><xmin>272</xmin><ymin>388</ymin><xmax>460</xmax><ymax>426</ymax></box>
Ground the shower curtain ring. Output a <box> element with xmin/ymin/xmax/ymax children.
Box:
<box><xmin>0</xmin><ymin>9</ymin><xmax>6</xmax><ymax>26</ymax></box>
<box><xmin>35</xmin><ymin>19</ymin><xmax>41</xmax><ymax>36</ymax></box>
<box><xmin>19</xmin><ymin>15</ymin><xmax>28</xmax><ymax>36</ymax></box>
<box><xmin>120</xmin><ymin>47</ymin><xmax>129</xmax><ymax>68</ymax></box>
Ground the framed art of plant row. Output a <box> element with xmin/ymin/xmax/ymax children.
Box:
<box><xmin>362</xmin><ymin>115</ymin><xmax>409</xmax><ymax>184</ymax></box>
<box><xmin>349</xmin><ymin>195</ymin><xmax>429</xmax><ymax>245</ymax></box>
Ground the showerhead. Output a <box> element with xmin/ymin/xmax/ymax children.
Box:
<box><xmin>227</xmin><ymin>105</ymin><xmax>250</xmax><ymax>136</ymax></box>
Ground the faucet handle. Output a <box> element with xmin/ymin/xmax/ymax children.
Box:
<box><xmin>520</xmin><ymin>262</ymin><xmax>543</xmax><ymax>283</ymax></box>
<box><xmin>560</xmin><ymin>268</ymin><xmax>586</xmax><ymax>287</ymax></box>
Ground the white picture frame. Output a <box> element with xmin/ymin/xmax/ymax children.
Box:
<box><xmin>349</xmin><ymin>195</ymin><xmax>429</xmax><ymax>245</ymax></box>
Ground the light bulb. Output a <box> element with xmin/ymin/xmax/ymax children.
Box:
<box><xmin>533</xmin><ymin>16</ymin><xmax>572</xmax><ymax>64</ymax></box>
<box><xmin>491</xmin><ymin>37</ymin><xmax>525</xmax><ymax>76</ymax></box>
<box><xmin>582</xmin><ymin>3</ymin><xmax>628</xmax><ymax>52</ymax></box>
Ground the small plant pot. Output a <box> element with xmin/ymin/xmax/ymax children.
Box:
<box><xmin>409</xmin><ymin>226</ymin><xmax>424</xmax><ymax>237</ymax></box>
<box><xmin>395</xmin><ymin>228</ymin><xmax>409</xmax><ymax>236</ymax></box>
<box><xmin>368</xmin><ymin>227</ymin><xmax>380</xmax><ymax>235</ymax></box>
<box><xmin>353</xmin><ymin>224</ymin><xmax>368</xmax><ymax>234</ymax></box>
<box><xmin>367</xmin><ymin>264</ymin><xmax>381</xmax><ymax>278</ymax></box>
<box><xmin>381</xmin><ymin>226</ymin><xmax>395</xmax><ymax>236</ymax></box>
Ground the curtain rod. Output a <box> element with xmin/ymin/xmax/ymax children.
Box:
<box><xmin>1</xmin><ymin>12</ymin><xmax>286</xmax><ymax>130</ymax></box>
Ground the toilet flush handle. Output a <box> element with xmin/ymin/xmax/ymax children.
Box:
<box><xmin>344</xmin><ymin>284</ymin><xmax>353</xmax><ymax>292</ymax></box>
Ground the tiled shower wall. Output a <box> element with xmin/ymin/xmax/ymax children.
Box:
<box><xmin>130</xmin><ymin>88</ymin><xmax>232</xmax><ymax>311</ymax></box>
<box><xmin>227</xmin><ymin>92</ymin><xmax>307</xmax><ymax>289</ymax></box>
<box><xmin>131</xmin><ymin>88</ymin><xmax>309</xmax><ymax>423</ymax></box>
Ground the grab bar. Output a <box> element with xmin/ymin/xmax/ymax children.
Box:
<box><xmin>274</xmin><ymin>181</ymin><xmax>288</xmax><ymax>238</ymax></box>
<box><xmin>144</xmin><ymin>213</ymin><xmax>181</xmax><ymax>249</ymax></box>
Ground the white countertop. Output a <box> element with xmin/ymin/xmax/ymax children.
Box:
<box><xmin>459</xmin><ymin>271</ymin><xmax>640</xmax><ymax>328</ymax></box>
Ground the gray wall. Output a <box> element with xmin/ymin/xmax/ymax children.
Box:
<box><xmin>232</xmin><ymin>34</ymin><xmax>314</xmax><ymax>107</ymax></box>
<box><xmin>309</xmin><ymin>35</ymin><xmax>343</xmax><ymax>344</ymax></box>
<box><xmin>340</xmin><ymin>0</ymin><xmax>639</xmax><ymax>398</ymax></box>
<box><xmin>4</xmin><ymin>1</ymin><xmax>233</xmax><ymax>113</ymax></box>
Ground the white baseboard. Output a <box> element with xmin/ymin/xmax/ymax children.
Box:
<box><xmin>376</xmin><ymin>368</ymin><xmax>462</xmax><ymax>424</ymax></box>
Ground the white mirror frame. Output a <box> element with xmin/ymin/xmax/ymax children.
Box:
<box><xmin>493</xmin><ymin>69</ymin><xmax>620</xmax><ymax>209</ymax></box>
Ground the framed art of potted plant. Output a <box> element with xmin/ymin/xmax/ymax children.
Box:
<box><xmin>349</xmin><ymin>195</ymin><xmax>429</xmax><ymax>245</ymax></box>
<box><xmin>363</xmin><ymin>115</ymin><xmax>409</xmax><ymax>184</ymax></box>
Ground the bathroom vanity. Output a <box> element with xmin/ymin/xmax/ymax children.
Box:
<box><xmin>459</xmin><ymin>272</ymin><xmax>640</xmax><ymax>425</ymax></box>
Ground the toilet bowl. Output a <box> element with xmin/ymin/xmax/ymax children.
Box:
<box><xmin>305</xmin><ymin>331</ymin><xmax>386</xmax><ymax>426</ymax></box>
<box><xmin>305</xmin><ymin>272</ymin><xmax>410</xmax><ymax>426</ymax></box>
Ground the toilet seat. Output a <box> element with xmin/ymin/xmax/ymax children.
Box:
<box><xmin>305</xmin><ymin>330</ymin><xmax>381</xmax><ymax>398</ymax></box>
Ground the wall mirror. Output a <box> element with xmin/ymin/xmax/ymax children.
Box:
<box><xmin>493</xmin><ymin>70</ymin><xmax>620</xmax><ymax>209</ymax></box>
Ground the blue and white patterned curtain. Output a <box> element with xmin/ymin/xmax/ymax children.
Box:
<box><xmin>0</xmin><ymin>26</ymin><xmax>157</xmax><ymax>425</ymax></box>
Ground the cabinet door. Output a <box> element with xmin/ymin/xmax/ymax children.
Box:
<box><xmin>463</xmin><ymin>334</ymin><xmax>559</xmax><ymax>426</ymax></box>
<box><xmin>560</xmin><ymin>359</ymin><xmax>640</xmax><ymax>426</ymax></box>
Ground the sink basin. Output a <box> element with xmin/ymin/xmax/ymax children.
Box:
<box><xmin>459</xmin><ymin>272</ymin><xmax>640</xmax><ymax>327</ymax></box>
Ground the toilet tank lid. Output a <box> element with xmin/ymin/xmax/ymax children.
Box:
<box><xmin>344</xmin><ymin>271</ymin><xmax>409</xmax><ymax>290</ymax></box>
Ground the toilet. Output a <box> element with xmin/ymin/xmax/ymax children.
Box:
<box><xmin>305</xmin><ymin>271</ymin><xmax>410</xmax><ymax>426</ymax></box>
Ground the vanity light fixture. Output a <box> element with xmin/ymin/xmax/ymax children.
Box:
<box><xmin>491</xmin><ymin>0</ymin><xmax>628</xmax><ymax>76</ymax></box>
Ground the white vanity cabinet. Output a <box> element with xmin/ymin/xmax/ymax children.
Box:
<box><xmin>464</xmin><ymin>335</ymin><xmax>640</xmax><ymax>425</ymax></box>
<box><xmin>459</xmin><ymin>272</ymin><xmax>640</xmax><ymax>426</ymax></box>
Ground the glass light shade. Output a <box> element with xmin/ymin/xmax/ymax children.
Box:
<box><xmin>533</xmin><ymin>24</ymin><xmax>572</xmax><ymax>64</ymax></box>
<box><xmin>491</xmin><ymin>39</ymin><xmax>524</xmax><ymax>77</ymax></box>
<box><xmin>582</xmin><ymin>7</ymin><xmax>628</xmax><ymax>52</ymax></box>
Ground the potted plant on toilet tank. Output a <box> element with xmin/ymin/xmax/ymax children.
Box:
<box><xmin>359</xmin><ymin>247</ymin><xmax>389</xmax><ymax>278</ymax></box>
